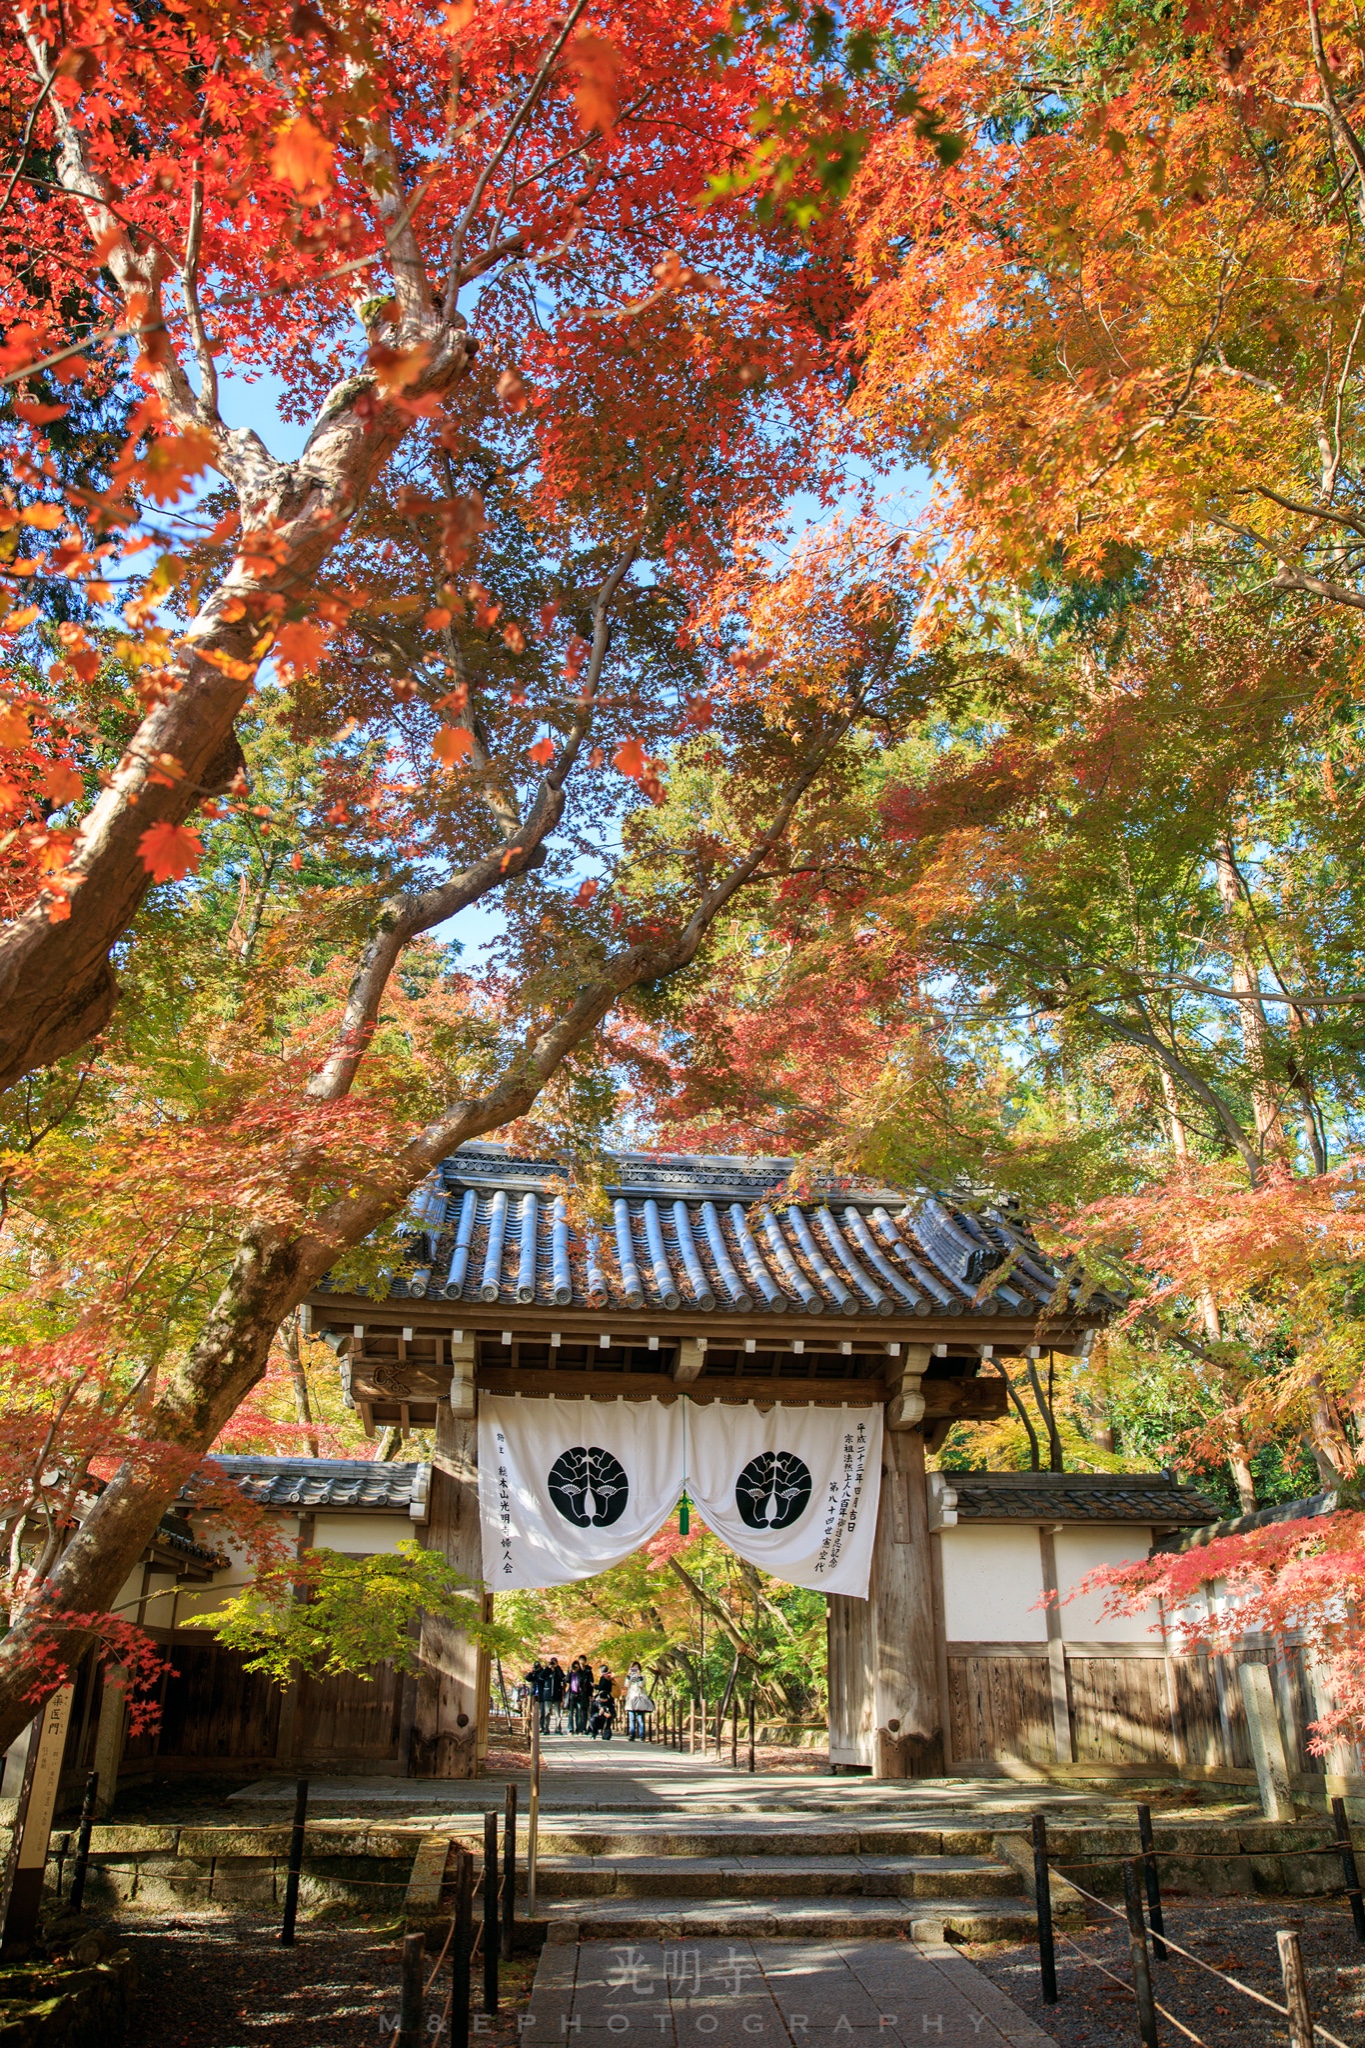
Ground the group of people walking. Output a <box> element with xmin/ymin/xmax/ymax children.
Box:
<box><xmin>516</xmin><ymin>1656</ymin><xmax>656</xmax><ymax>1741</ymax></box>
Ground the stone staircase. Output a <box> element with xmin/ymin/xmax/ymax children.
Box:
<box><xmin>446</xmin><ymin>1810</ymin><xmax>1079</xmax><ymax>1944</ymax></box>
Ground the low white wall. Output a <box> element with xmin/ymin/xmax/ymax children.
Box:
<box><xmin>940</xmin><ymin>1524</ymin><xmax>1048</xmax><ymax>1641</ymax></box>
<box><xmin>1054</xmin><ymin>1525</ymin><xmax>1163</xmax><ymax>1644</ymax></box>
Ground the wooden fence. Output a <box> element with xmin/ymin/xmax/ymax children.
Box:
<box><xmin>946</xmin><ymin>1638</ymin><xmax>1364</xmax><ymax>1779</ymax></box>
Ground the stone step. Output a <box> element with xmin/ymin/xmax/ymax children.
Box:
<box><xmin>530</xmin><ymin>1854</ymin><xmax>1020</xmax><ymax>1902</ymax></box>
<box><xmin>445</xmin><ymin>1824</ymin><xmax>997</xmax><ymax>1858</ymax></box>
<box><xmin>542</xmin><ymin>1894</ymin><xmax>1057</xmax><ymax>1943</ymax></box>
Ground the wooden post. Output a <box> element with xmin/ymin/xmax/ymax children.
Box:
<box><xmin>501</xmin><ymin>1784</ymin><xmax>516</xmax><ymax>1960</ymax></box>
<box><xmin>527</xmin><ymin>1700</ymin><xmax>540</xmax><ymax>1917</ymax></box>
<box><xmin>1123</xmin><ymin>1861</ymin><xmax>1160</xmax><ymax>2048</ymax></box>
<box><xmin>1032</xmin><ymin>1813</ymin><xmax>1057</xmax><ymax>2005</ymax></box>
<box><xmin>748</xmin><ymin>1692</ymin><xmax>756</xmax><ymax>1774</ymax></box>
<box><xmin>869</xmin><ymin>1427</ymin><xmax>942</xmax><ymax>1777</ymax></box>
<box><xmin>0</xmin><ymin>1685</ymin><xmax>75</xmax><ymax>1957</ymax></box>
<box><xmin>1238</xmin><ymin>1663</ymin><xmax>1293</xmax><ymax>1820</ymax></box>
<box><xmin>1277</xmin><ymin>1929</ymin><xmax>1313</xmax><ymax>2048</ymax></box>
<box><xmin>397</xmin><ymin>1929</ymin><xmax>426</xmax><ymax>2048</ymax></box>
<box><xmin>483</xmin><ymin>1809</ymin><xmax>498</xmax><ymax>2014</ymax></box>
<box><xmin>1332</xmin><ymin>1796</ymin><xmax>1365</xmax><ymax>1944</ymax></box>
<box><xmin>413</xmin><ymin>1366</ymin><xmax>484</xmax><ymax>1779</ymax></box>
<box><xmin>278</xmin><ymin>1778</ymin><xmax>309</xmax><ymax>1946</ymax></box>
<box><xmin>451</xmin><ymin>1846</ymin><xmax>473</xmax><ymax>2048</ymax></box>
<box><xmin>66</xmin><ymin>1771</ymin><xmax>100</xmax><ymax>1915</ymax></box>
<box><xmin>1136</xmin><ymin>1803</ymin><xmax>1166</xmax><ymax>1961</ymax></box>
<box><xmin>730</xmin><ymin>1691</ymin><xmax>738</xmax><ymax>1769</ymax></box>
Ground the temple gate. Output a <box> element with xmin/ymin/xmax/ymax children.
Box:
<box><xmin>305</xmin><ymin>1144</ymin><xmax>1111</xmax><ymax>1779</ymax></box>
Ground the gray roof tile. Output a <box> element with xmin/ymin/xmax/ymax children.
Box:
<box><xmin>317</xmin><ymin>1145</ymin><xmax>1119</xmax><ymax>1323</ymax></box>
<box><xmin>947</xmin><ymin>1471</ymin><xmax>1220</xmax><ymax>1525</ymax></box>
<box><xmin>207</xmin><ymin>1456</ymin><xmax>427</xmax><ymax>1511</ymax></box>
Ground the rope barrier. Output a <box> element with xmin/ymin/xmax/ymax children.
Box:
<box><xmin>1054</xmin><ymin>1866</ymin><xmax>1353</xmax><ymax>2048</ymax></box>
<box><xmin>1052</xmin><ymin>1929</ymin><xmax>1214</xmax><ymax>2048</ymax></box>
<box><xmin>425</xmin><ymin>1912</ymin><xmax>457</xmax><ymax>1995</ymax></box>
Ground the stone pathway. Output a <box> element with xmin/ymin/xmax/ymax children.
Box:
<box><xmin>526</xmin><ymin>1937</ymin><xmax>1057</xmax><ymax>2048</ymax></box>
<box><xmin>227</xmin><ymin>1735</ymin><xmax>1167</xmax><ymax>1820</ymax></box>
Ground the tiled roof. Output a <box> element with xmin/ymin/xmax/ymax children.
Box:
<box><xmin>1155</xmin><ymin>1488</ymin><xmax>1338</xmax><ymax>1553</ymax></box>
<box><xmin>318</xmin><ymin>1144</ymin><xmax>1117</xmax><ymax>1322</ymax></box>
<box><xmin>946</xmin><ymin>1471</ymin><xmax>1221</xmax><ymax>1526</ymax></box>
<box><xmin>207</xmin><ymin>1456</ymin><xmax>429</xmax><ymax>1512</ymax></box>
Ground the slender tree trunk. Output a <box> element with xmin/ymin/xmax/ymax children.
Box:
<box><xmin>281</xmin><ymin>1313</ymin><xmax>319</xmax><ymax>1458</ymax></box>
<box><xmin>1215</xmin><ymin>838</ymin><xmax>1286</xmax><ymax>1162</ymax></box>
<box><xmin>1159</xmin><ymin>1068</ymin><xmax>1258</xmax><ymax>1512</ymax></box>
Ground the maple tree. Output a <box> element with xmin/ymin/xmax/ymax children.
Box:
<box><xmin>0</xmin><ymin>0</ymin><xmax>959</xmax><ymax>1746</ymax></box>
<box><xmin>849</xmin><ymin>0</ymin><xmax>1365</xmax><ymax>624</ymax></box>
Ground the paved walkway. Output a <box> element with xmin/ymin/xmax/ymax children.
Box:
<box><xmin>229</xmin><ymin>1735</ymin><xmax>1146</xmax><ymax>1819</ymax></box>
<box><xmin>526</xmin><ymin>1936</ymin><xmax>1057</xmax><ymax>2048</ymax></box>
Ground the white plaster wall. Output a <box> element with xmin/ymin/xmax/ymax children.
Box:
<box><xmin>173</xmin><ymin>1510</ymin><xmax>412</xmax><ymax>1623</ymax></box>
<box><xmin>174</xmin><ymin>1516</ymin><xmax>299</xmax><ymax>1623</ymax></box>
<box><xmin>312</xmin><ymin>1512</ymin><xmax>413</xmax><ymax>1555</ymax></box>
<box><xmin>1054</xmin><ymin>1525</ymin><xmax>1164</xmax><ymax>1643</ymax></box>
<box><xmin>939</xmin><ymin>1525</ymin><xmax>1048</xmax><ymax>1642</ymax></box>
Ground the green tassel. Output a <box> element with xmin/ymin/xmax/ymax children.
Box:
<box><xmin>678</xmin><ymin>1493</ymin><xmax>690</xmax><ymax>1535</ymax></box>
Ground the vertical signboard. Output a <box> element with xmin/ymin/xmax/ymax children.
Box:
<box><xmin>0</xmin><ymin>1684</ymin><xmax>75</xmax><ymax>1956</ymax></box>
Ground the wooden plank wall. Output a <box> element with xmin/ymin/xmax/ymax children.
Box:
<box><xmin>59</xmin><ymin>1639</ymin><xmax>409</xmax><ymax>1780</ymax></box>
<box><xmin>948</xmin><ymin>1653</ymin><xmax>1055</xmax><ymax>1766</ymax></box>
<box><xmin>948</xmin><ymin>1642</ymin><xmax>1353</xmax><ymax>1774</ymax></box>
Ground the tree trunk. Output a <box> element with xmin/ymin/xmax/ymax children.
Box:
<box><xmin>1159</xmin><ymin>1066</ymin><xmax>1257</xmax><ymax>1513</ymax></box>
<box><xmin>281</xmin><ymin>1313</ymin><xmax>319</xmax><ymax>1459</ymax></box>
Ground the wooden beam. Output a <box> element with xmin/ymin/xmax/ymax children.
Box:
<box><xmin>476</xmin><ymin>1367</ymin><xmax>886</xmax><ymax>1405</ymax></box>
<box><xmin>673</xmin><ymin>1338</ymin><xmax>706</xmax><ymax>1382</ymax></box>
<box><xmin>920</xmin><ymin>1378</ymin><xmax>1009</xmax><ymax>1421</ymax></box>
<box><xmin>351</xmin><ymin>1364</ymin><xmax>1008</xmax><ymax>1418</ymax></box>
<box><xmin>308</xmin><ymin>1289</ymin><xmax>1103</xmax><ymax>1355</ymax></box>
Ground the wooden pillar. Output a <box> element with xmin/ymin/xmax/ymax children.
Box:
<box><xmin>870</xmin><ymin>1427</ymin><xmax>943</xmax><ymax>1777</ymax></box>
<box><xmin>826</xmin><ymin>1588</ymin><xmax>875</xmax><ymax>1770</ymax></box>
<box><xmin>411</xmin><ymin>1349</ymin><xmax>484</xmax><ymax>1778</ymax></box>
<box><xmin>826</xmin><ymin>1412</ymin><xmax>943</xmax><ymax>1778</ymax></box>
<box><xmin>1037</xmin><ymin>1525</ymin><xmax>1074</xmax><ymax>1764</ymax></box>
<box><xmin>90</xmin><ymin>1661</ymin><xmax>127</xmax><ymax>1816</ymax></box>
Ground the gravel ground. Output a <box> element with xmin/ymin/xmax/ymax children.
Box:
<box><xmin>110</xmin><ymin>1908</ymin><xmax>540</xmax><ymax>2047</ymax></box>
<box><xmin>963</xmin><ymin>1897</ymin><xmax>1365</xmax><ymax>2047</ymax></box>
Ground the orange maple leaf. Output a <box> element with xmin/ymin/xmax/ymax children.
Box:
<box><xmin>528</xmin><ymin>737</ymin><xmax>555</xmax><ymax>766</ymax></box>
<box><xmin>273</xmin><ymin>618</ymin><xmax>328</xmax><ymax>678</ymax></box>
<box><xmin>272</xmin><ymin>114</ymin><xmax>334</xmax><ymax>197</ymax></box>
<box><xmin>612</xmin><ymin>737</ymin><xmax>647</xmax><ymax>778</ymax></box>
<box><xmin>139</xmin><ymin>426</ymin><xmax>217</xmax><ymax>506</ymax></box>
<box><xmin>566</xmin><ymin>35</ymin><xmax>620</xmax><ymax>137</ymax></box>
<box><xmin>137</xmin><ymin>819</ymin><xmax>204</xmax><ymax>884</ymax></box>
<box><xmin>43</xmin><ymin>763</ymin><xmax>83</xmax><ymax>807</ymax></box>
<box><xmin>574</xmin><ymin>878</ymin><xmax>600</xmax><ymax>907</ymax></box>
<box><xmin>433</xmin><ymin>724</ymin><xmax>474</xmax><ymax>767</ymax></box>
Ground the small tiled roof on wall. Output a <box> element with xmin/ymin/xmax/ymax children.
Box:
<box><xmin>318</xmin><ymin>1143</ymin><xmax>1119</xmax><ymax>1323</ymax></box>
<box><xmin>207</xmin><ymin>1455</ymin><xmax>429</xmax><ymax>1513</ymax></box>
<box><xmin>946</xmin><ymin>1470</ymin><xmax>1222</xmax><ymax>1526</ymax></box>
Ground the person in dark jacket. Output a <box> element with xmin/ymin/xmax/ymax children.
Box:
<box><xmin>588</xmin><ymin>1687</ymin><xmax>616</xmax><ymax>1740</ymax></box>
<box><xmin>545</xmin><ymin>1656</ymin><xmax>566</xmax><ymax>1732</ymax></box>
<box><xmin>566</xmin><ymin>1659</ymin><xmax>590</xmax><ymax>1734</ymax></box>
